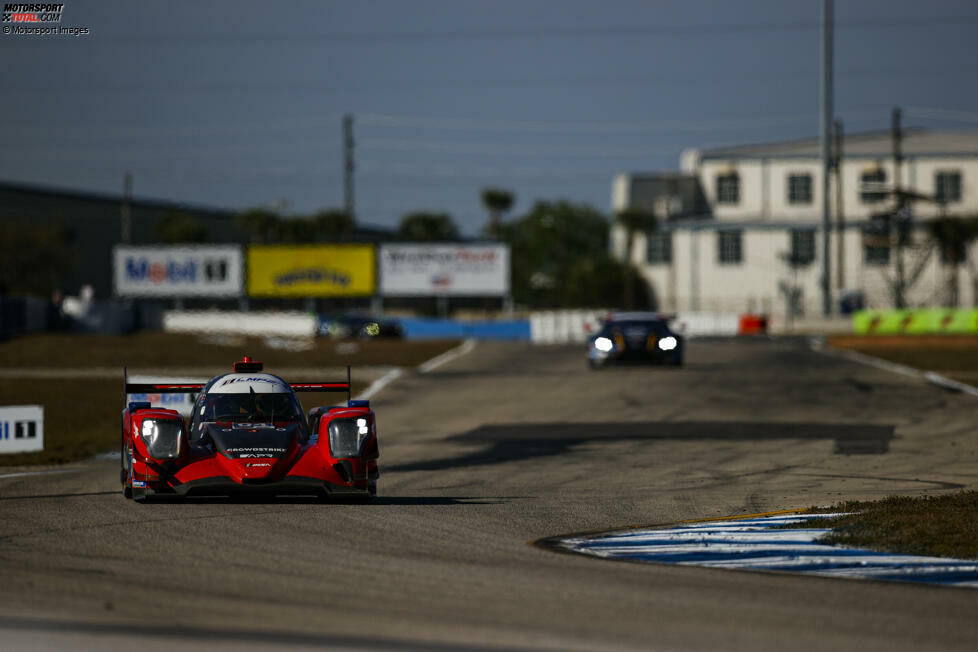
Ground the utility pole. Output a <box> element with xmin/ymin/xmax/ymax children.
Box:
<box><xmin>820</xmin><ymin>0</ymin><xmax>834</xmax><ymax>317</ymax></box>
<box><xmin>834</xmin><ymin>119</ymin><xmax>845</xmax><ymax>291</ymax></box>
<box><xmin>343</xmin><ymin>114</ymin><xmax>355</xmax><ymax>221</ymax></box>
<box><xmin>892</xmin><ymin>106</ymin><xmax>906</xmax><ymax>308</ymax></box>
<box><xmin>121</xmin><ymin>171</ymin><xmax>133</xmax><ymax>243</ymax></box>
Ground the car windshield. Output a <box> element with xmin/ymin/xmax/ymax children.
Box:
<box><xmin>601</xmin><ymin>320</ymin><xmax>672</xmax><ymax>336</ymax></box>
<box><xmin>203</xmin><ymin>392</ymin><xmax>301</xmax><ymax>423</ymax></box>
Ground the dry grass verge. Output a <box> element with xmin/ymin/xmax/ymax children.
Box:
<box><xmin>795</xmin><ymin>492</ymin><xmax>978</xmax><ymax>559</ymax></box>
<box><xmin>827</xmin><ymin>335</ymin><xmax>978</xmax><ymax>383</ymax></box>
<box><xmin>0</xmin><ymin>333</ymin><xmax>461</xmax><ymax>467</ymax></box>
<box><xmin>0</xmin><ymin>332</ymin><xmax>459</xmax><ymax>370</ymax></box>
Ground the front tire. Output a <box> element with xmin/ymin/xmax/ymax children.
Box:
<box><xmin>121</xmin><ymin>443</ymin><xmax>133</xmax><ymax>499</ymax></box>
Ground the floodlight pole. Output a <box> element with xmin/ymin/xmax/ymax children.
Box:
<box><xmin>820</xmin><ymin>0</ymin><xmax>834</xmax><ymax>317</ymax></box>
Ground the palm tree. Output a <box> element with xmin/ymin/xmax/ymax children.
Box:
<box><xmin>615</xmin><ymin>208</ymin><xmax>657</xmax><ymax>309</ymax></box>
<box><xmin>481</xmin><ymin>188</ymin><xmax>515</xmax><ymax>238</ymax></box>
<box><xmin>398</xmin><ymin>212</ymin><xmax>460</xmax><ymax>241</ymax></box>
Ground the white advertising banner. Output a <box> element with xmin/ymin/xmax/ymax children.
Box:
<box><xmin>114</xmin><ymin>245</ymin><xmax>244</xmax><ymax>297</ymax></box>
<box><xmin>0</xmin><ymin>405</ymin><xmax>44</xmax><ymax>454</ymax></box>
<box><xmin>379</xmin><ymin>244</ymin><xmax>510</xmax><ymax>296</ymax></box>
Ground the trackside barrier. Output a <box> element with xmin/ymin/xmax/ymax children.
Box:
<box><xmin>163</xmin><ymin>310</ymin><xmax>317</xmax><ymax>337</ymax></box>
<box><xmin>853</xmin><ymin>309</ymin><xmax>978</xmax><ymax>335</ymax></box>
<box><xmin>738</xmin><ymin>314</ymin><xmax>768</xmax><ymax>335</ymax></box>
<box><xmin>671</xmin><ymin>312</ymin><xmax>741</xmax><ymax>338</ymax></box>
<box><xmin>529</xmin><ymin>311</ymin><xmax>764</xmax><ymax>344</ymax></box>
<box><xmin>529</xmin><ymin>311</ymin><xmax>606</xmax><ymax>344</ymax></box>
<box><xmin>399</xmin><ymin>318</ymin><xmax>530</xmax><ymax>340</ymax></box>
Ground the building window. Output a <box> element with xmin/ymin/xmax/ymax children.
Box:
<box><xmin>788</xmin><ymin>174</ymin><xmax>813</xmax><ymax>204</ymax></box>
<box><xmin>862</xmin><ymin>218</ymin><xmax>890</xmax><ymax>265</ymax></box>
<box><xmin>646</xmin><ymin>231</ymin><xmax>672</xmax><ymax>264</ymax></box>
<box><xmin>935</xmin><ymin>171</ymin><xmax>962</xmax><ymax>204</ymax></box>
<box><xmin>717</xmin><ymin>230</ymin><xmax>743</xmax><ymax>264</ymax></box>
<box><xmin>860</xmin><ymin>168</ymin><xmax>887</xmax><ymax>204</ymax></box>
<box><xmin>789</xmin><ymin>229</ymin><xmax>816</xmax><ymax>266</ymax></box>
<box><xmin>716</xmin><ymin>172</ymin><xmax>740</xmax><ymax>204</ymax></box>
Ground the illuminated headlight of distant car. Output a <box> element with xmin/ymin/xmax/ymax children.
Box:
<box><xmin>593</xmin><ymin>337</ymin><xmax>614</xmax><ymax>352</ymax></box>
<box><xmin>658</xmin><ymin>336</ymin><xmax>678</xmax><ymax>351</ymax></box>
<box><xmin>139</xmin><ymin>419</ymin><xmax>182</xmax><ymax>459</ymax></box>
<box><xmin>328</xmin><ymin>417</ymin><xmax>371</xmax><ymax>457</ymax></box>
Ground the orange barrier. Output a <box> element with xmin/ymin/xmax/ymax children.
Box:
<box><xmin>738</xmin><ymin>314</ymin><xmax>768</xmax><ymax>335</ymax></box>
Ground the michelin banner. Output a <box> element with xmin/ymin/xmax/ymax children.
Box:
<box><xmin>114</xmin><ymin>246</ymin><xmax>244</xmax><ymax>297</ymax></box>
<box><xmin>379</xmin><ymin>244</ymin><xmax>510</xmax><ymax>296</ymax></box>
<box><xmin>247</xmin><ymin>245</ymin><xmax>376</xmax><ymax>297</ymax></box>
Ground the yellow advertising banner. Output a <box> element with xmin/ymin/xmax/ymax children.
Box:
<box><xmin>247</xmin><ymin>245</ymin><xmax>376</xmax><ymax>297</ymax></box>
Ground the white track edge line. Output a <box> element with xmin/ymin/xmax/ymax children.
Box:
<box><xmin>354</xmin><ymin>368</ymin><xmax>404</xmax><ymax>401</ymax></box>
<box><xmin>417</xmin><ymin>338</ymin><xmax>477</xmax><ymax>374</ymax></box>
<box><xmin>810</xmin><ymin>338</ymin><xmax>978</xmax><ymax>398</ymax></box>
<box><xmin>358</xmin><ymin>338</ymin><xmax>477</xmax><ymax>399</ymax></box>
<box><xmin>0</xmin><ymin>468</ymin><xmax>87</xmax><ymax>480</ymax></box>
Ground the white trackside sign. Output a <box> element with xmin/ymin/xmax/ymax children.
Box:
<box><xmin>0</xmin><ymin>405</ymin><xmax>44</xmax><ymax>454</ymax></box>
<box><xmin>378</xmin><ymin>244</ymin><xmax>510</xmax><ymax>296</ymax></box>
<box><xmin>113</xmin><ymin>245</ymin><xmax>244</xmax><ymax>298</ymax></box>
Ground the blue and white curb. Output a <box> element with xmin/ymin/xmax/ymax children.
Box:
<box><xmin>555</xmin><ymin>513</ymin><xmax>978</xmax><ymax>587</ymax></box>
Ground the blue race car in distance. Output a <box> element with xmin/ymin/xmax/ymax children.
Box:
<box><xmin>587</xmin><ymin>312</ymin><xmax>684</xmax><ymax>369</ymax></box>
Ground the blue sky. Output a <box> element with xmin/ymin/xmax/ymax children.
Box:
<box><xmin>2</xmin><ymin>0</ymin><xmax>977</xmax><ymax>234</ymax></box>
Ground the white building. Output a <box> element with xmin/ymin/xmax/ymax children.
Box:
<box><xmin>611</xmin><ymin>129</ymin><xmax>978</xmax><ymax>322</ymax></box>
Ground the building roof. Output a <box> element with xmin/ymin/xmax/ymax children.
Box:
<box><xmin>694</xmin><ymin>129</ymin><xmax>978</xmax><ymax>160</ymax></box>
<box><xmin>0</xmin><ymin>178</ymin><xmax>237</xmax><ymax>216</ymax></box>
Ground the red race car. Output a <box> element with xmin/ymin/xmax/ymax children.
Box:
<box><xmin>120</xmin><ymin>357</ymin><xmax>378</xmax><ymax>502</ymax></box>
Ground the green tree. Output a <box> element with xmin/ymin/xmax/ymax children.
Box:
<box><xmin>480</xmin><ymin>188</ymin><xmax>515</xmax><ymax>238</ymax></box>
<box><xmin>0</xmin><ymin>221</ymin><xmax>75</xmax><ymax>297</ymax></box>
<box><xmin>614</xmin><ymin>208</ymin><xmax>657</xmax><ymax>309</ymax></box>
<box><xmin>313</xmin><ymin>209</ymin><xmax>355</xmax><ymax>241</ymax></box>
<box><xmin>562</xmin><ymin>254</ymin><xmax>652</xmax><ymax>309</ymax></box>
<box><xmin>398</xmin><ymin>212</ymin><xmax>459</xmax><ymax>241</ymax></box>
<box><xmin>236</xmin><ymin>208</ymin><xmax>280</xmax><ymax>243</ymax></box>
<box><xmin>497</xmin><ymin>200</ymin><xmax>644</xmax><ymax>308</ymax></box>
<box><xmin>152</xmin><ymin>212</ymin><xmax>209</xmax><ymax>243</ymax></box>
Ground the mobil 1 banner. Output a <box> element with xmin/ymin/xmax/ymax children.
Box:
<box><xmin>114</xmin><ymin>245</ymin><xmax>244</xmax><ymax>298</ymax></box>
<box><xmin>380</xmin><ymin>244</ymin><xmax>510</xmax><ymax>296</ymax></box>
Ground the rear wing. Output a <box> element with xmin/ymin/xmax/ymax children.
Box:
<box><xmin>123</xmin><ymin>361</ymin><xmax>353</xmax><ymax>405</ymax></box>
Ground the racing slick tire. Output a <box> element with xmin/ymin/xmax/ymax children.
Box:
<box><xmin>121</xmin><ymin>443</ymin><xmax>133</xmax><ymax>499</ymax></box>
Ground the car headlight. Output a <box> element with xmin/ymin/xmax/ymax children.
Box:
<box><xmin>658</xmin><ymin>336</ymin><xmax>678</xmax><ymax>351</ymax></box>
<box><xmin>328</xmin><ymin>417</ymin><xmax>371</xmax><ymax>457</ymax></box>
<box><xmin>139</xmin><ymin>419</ymin><xmax>182</xmax><ymax>459</ymax></box>
<box><xmin>593</xmin><ymin>336</ymin><xmax>614</xmax><ymax>352</ymax></box>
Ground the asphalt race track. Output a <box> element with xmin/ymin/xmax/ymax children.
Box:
<box><xmin>2</xmin><ymin>339</ymin><xmax>978</xmax><ymax>651</ymax></box>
